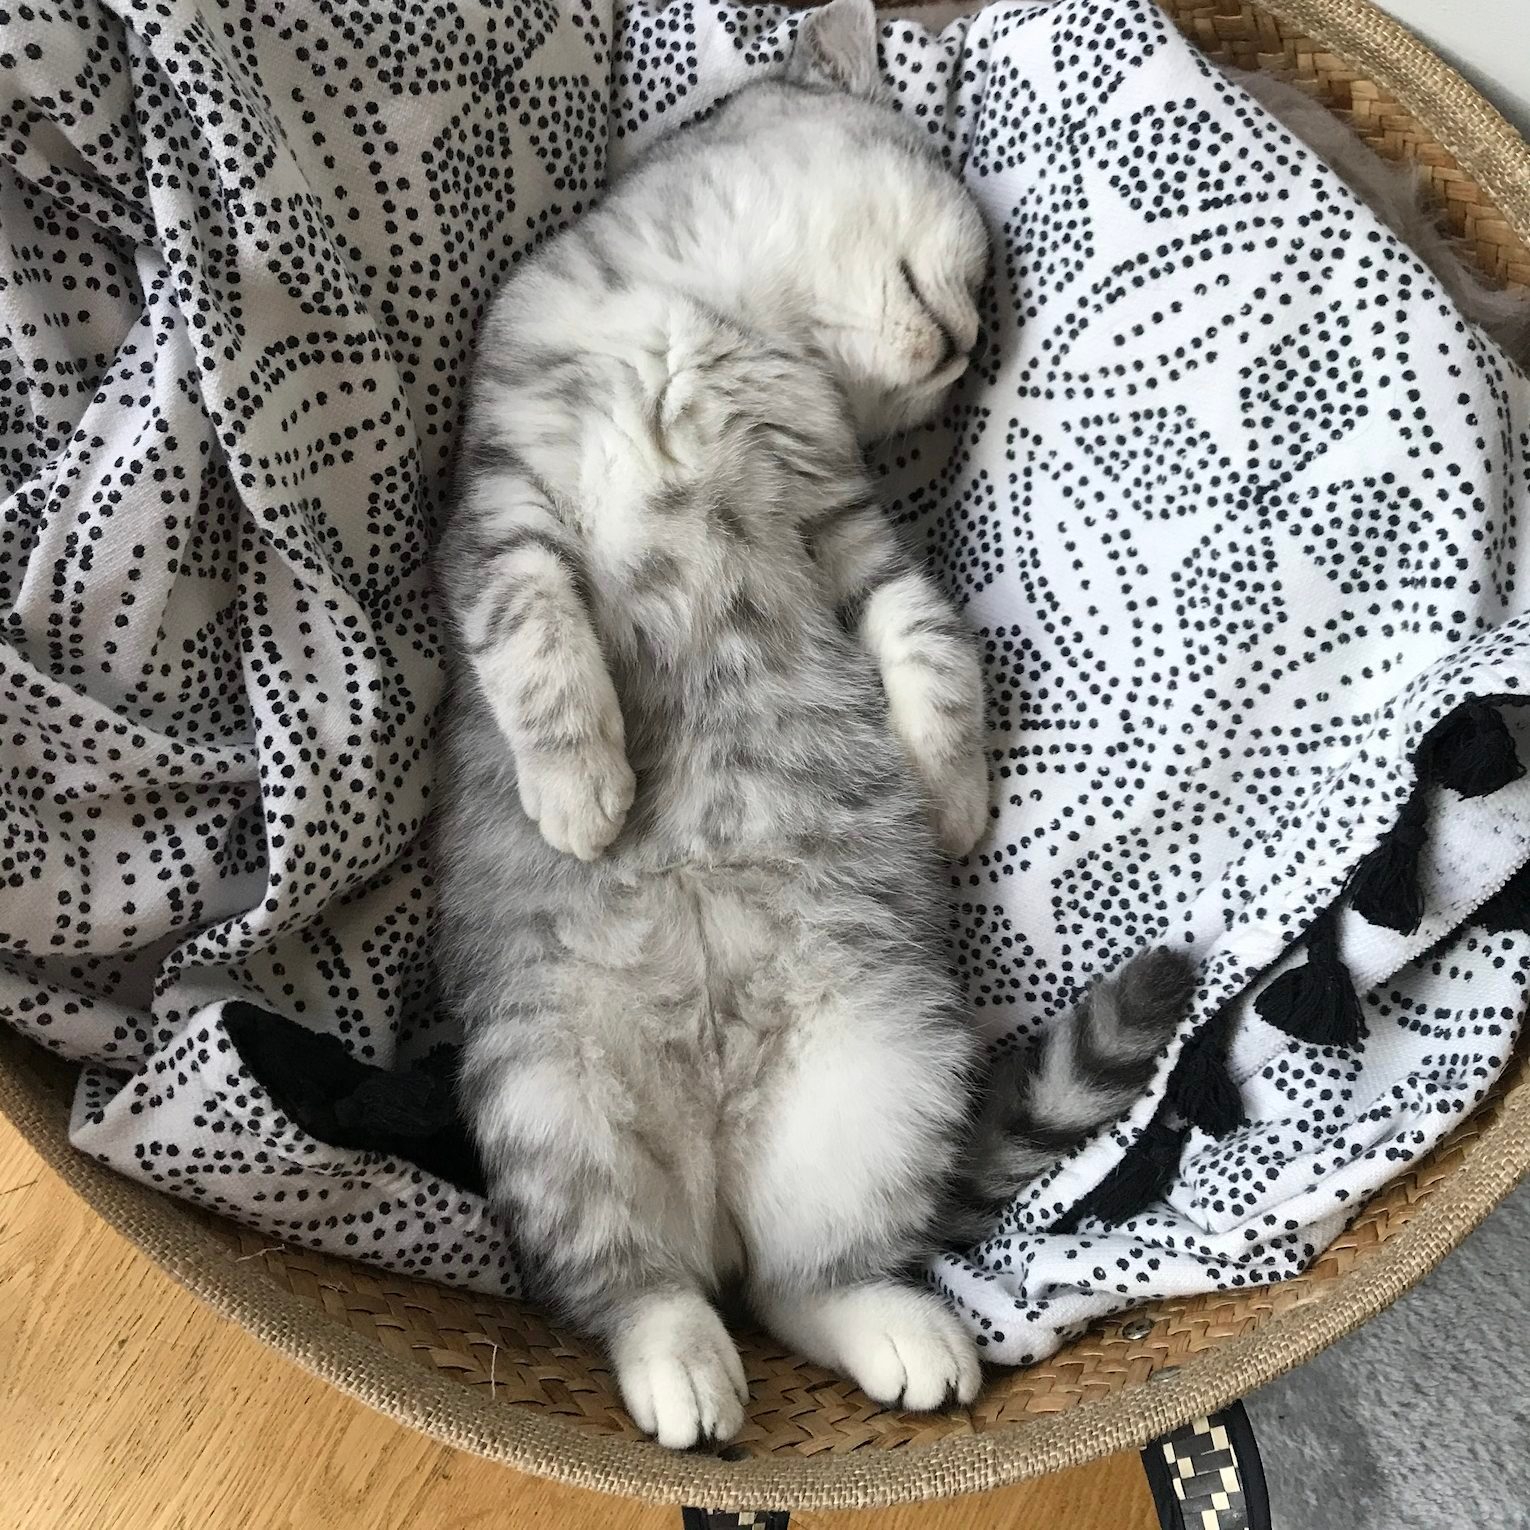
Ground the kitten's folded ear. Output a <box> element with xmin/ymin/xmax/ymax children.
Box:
<box><xmin>786</xmin><ymin>0</ymin><xmax>885</xmax><ymax>99</ymax></box>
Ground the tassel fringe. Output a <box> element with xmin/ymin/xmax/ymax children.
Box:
<box><xmin>1254</xmin><ymin>906</ymin><xmax>1365</xmax><ymax>1049</ymax></box>
<box><xmin>1426</xmin><ymin>702</ymin><xmax>1525</xmax><ymax>798</ymax></box>
<box><xmin>1349</xmin><ymin>791</ymin><xmax>1429</xmax><ymax>934</ymax></box>
<box><xmin>1056</xmin><ymin>1116</ymin><xmax>1186</xmax><ymax>1232</ymax></box>
<box><xmin>1478</xmin><ymin>862</ymin><xmax>1530</xmax><ymax>935</ymax></box>
<box><xmin>1168</xmin><ymin>1021</ymin><xmax>1245</xmax><ymax>1136</ymax></box>
<box><xmin>1053</xmin><ymin>696</ymin><xmax>1527</xmax><ymax>1231</ymax></box>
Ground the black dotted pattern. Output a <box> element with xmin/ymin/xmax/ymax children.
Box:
<box><xmin>614</xmin><ymin>0</ymin><xmax>1522</xmax><ymax>1360</ymax></box>
<box><xmin>0</xmin><ymin>0</ymin><xmax>618</xmax><ymax>1294</ymax></box>
<box><xmin>2</xmin><ymin>0</ymin><xmax>1528</xmax><ymax>1347</ymax></box>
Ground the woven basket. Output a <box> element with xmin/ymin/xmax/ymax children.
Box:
<box><xmin>4</xmin><ymin>0</ymin><xmax>1529</xmax><ymax>1513</ymax></box>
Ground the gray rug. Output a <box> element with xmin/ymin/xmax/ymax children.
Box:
<box><xmin>1248</xmin><ymin>1181</ymin><xmax>1530</xmax><ymax>1529</ymax></box>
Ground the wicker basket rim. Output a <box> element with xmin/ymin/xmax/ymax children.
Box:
<box><xmin>4</xmin><ymin>0</ymin><xmax>1529</xmax><ymax>1511</ymax></box>
<box><xmin>1265</xmin><ymin>0</ymin><xmax>1530</xmax><ymax>244</ymax></box>
<box><xmin>5</xmin><ymin>1025</ymin><xmax>1529</xmax><ymax>1508</ymax></box>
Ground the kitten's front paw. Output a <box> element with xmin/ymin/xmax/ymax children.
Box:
<box><xmin>612</xmin><ymin>1293</ymin><xmax>748</xmax><ymax>1449</ymax></box>
<box><xmin>927</xmin><ymin>746</ymin><xmax>989</xmax><ymax>860</ymax></box>
<box><xmin>517</xmin><ymin>741</ymin><xmax>635</xmax><ymax>862</ymax></box>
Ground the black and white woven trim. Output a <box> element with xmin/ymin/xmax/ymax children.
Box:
<box><xmin>1140</xmin><ymin>1401</ymin><xmax>1272</xmax><ymax>1530</ymax></box>
<box><xmin>681</xmin><ymin>1510</ymin><xmax>791</xmax><ymax>1530</ymax></box>
<box><xmin>1066</xmin><ymin>690</ymin><xmax>1530</xmax><ymax>1232</ymax></box>
<box><xmin>678</xmin><ymin>1401</ymin><xmax>1272</xmax><ymax>1528</ymax></box>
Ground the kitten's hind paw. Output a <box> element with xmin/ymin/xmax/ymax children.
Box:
<box><xmin>611</xmin><ymin>1292</ymin><xmax>748</xmax><ymax>1449</ymax></box>
<box><xmin>757</xmin><ymin>1281</ymin><xmax>980</xmax><ymax>1415</ymax></box>
<box><xmin>830</xmin><ymin>1285</ymin><xmax>980</xmax><ymax>1412</ymax></box>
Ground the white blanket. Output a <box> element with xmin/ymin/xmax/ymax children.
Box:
<box><xmin>2</xmin><ymin>0</ymin><xmax>1527</xmax><ymax>1367</ymax></box>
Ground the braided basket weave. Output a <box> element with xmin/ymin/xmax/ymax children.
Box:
<box><xmin>3</xmin><ymin>0</ymin><xmax>1529</xmax><ymax>1511</ymax></box>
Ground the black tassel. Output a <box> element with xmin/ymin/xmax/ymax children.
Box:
<box><xmin>332</xmin><ymin>1070</ymin><xmax>457</xmax><ymax>1140</ymax></box>
<box><xmin>1426</xmin><ymin>702</ymin><xmax>1525</xmax><ymax>798</ymax></box>
<box><xmin>1167</xmin><ymin>1022</ymin><xmax>1245</xmax><ymax>1136</ymax></box>
<box><xmin>1478</xmin><ymin>862</ymin><xmax>1530</xmax><ymax>935</ymax></box>
<box><xmin>1254</xmin><ymin>906</ymin><xmax>1364</xmax><ymax>1049</ymax></box>
<box><xmin>223</xmin><ymin>1004</ymin><xmax>486</xmax><ymax>1193</ymax></box>
<box><xmin>1055</xmin><ymin>1116</ymin><xmax>1185</xmax><ymax>1232</ymax></box>
<box><xmin>1349</xmin><ymin>791</ymin><xmax>1429</xmax><ymax>934</ymax></box>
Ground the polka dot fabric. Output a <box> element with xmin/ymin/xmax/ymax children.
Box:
<box><xmin>0</xmin><ymin>0</ymin><xmax>619</xmax><ymax>1295</ymax></box>
<box><xmin>2</xmin><ymin>0</ymin><xmax>1527</xmax><ymax>1353</ymax></box>
<box><xmin>613</xmin><ymin>0</ymin><xmax>1530</xmax><ymax>1364</ymax></box>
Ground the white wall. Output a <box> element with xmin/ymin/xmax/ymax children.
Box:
<box><xmin>1371</xmin><ymin>1</ymin><xmax>1530</xmax><ymax>134</ymax></box>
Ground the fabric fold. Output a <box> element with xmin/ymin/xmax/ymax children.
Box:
<box><xmin>1</xmin><ymin>0</ymin><xmax>1526</xmax><ymax>1354</ymax></box>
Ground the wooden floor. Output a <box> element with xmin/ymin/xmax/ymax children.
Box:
<box><xmin>0</xmin><ymin>1121</ymin><xmax>1157</xmax><ymax>1529</ymax></box>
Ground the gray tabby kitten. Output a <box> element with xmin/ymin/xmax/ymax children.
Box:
<box><xmin>435</xmin><ymin>0</ymin><xmax>1191</xmax><ymax>1448</ymax></box>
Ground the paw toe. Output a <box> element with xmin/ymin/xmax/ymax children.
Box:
<box><xmin>834</xmin><ymin>1288</ymin><xmax>980</xmax><ymax>1414</ymax></box>
<box><xmin>612</xmin><ymin>1296</ymin><xmax>746</xmax><ymax>1450</ymax></box>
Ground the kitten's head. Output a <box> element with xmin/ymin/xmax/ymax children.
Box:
<box><xmin>754</xmin><ymin>0</ymin><xmax>990</xmax><ymax>439</ymax></box>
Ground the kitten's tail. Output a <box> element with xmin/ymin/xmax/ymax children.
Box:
<box><xmin>952</xmin><ymin>947</ymin><xmax>1196</xmax><ymax>1238</ymax></box>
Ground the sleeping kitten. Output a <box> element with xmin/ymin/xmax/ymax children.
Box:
<box><xmin>434</xmin><ymin>0</ymin><xmax>1191</xmax><ymax>1448</ymax></box>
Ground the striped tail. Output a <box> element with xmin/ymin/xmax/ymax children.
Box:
<box><xmin>953</xmin><ymin>947</ymin><xmax>1196</xmax><ymax>1234</ymax></box>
